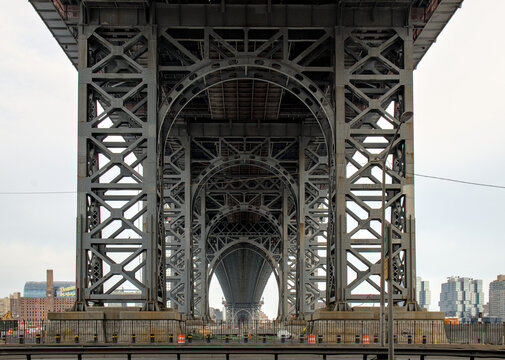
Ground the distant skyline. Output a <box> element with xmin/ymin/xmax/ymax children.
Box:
<box><xmin>1</xmin><ymin>0</ymin><xmax>504</xmax><ymax>319</ymax></box>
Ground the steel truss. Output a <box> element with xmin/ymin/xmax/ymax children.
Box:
<box><xmin>330</xmin><ymin>28</ymin><xmax>416</xmax><ymax>307</ymax></box>
<box><xmin>76</xmin><ymin>26</ymin><xmax>165</xmax><ymax>308</ymax></box>
<box><xmin>224</xmin><ymin>301</ymin><xmax>264</xmax><ymax>325</ymax></box>
<box><xmin>163</xmin><ymin>137</ymin><xmax>328</xmax><ymax>318</ymax></box>
<box><xmin>75</xmin><ymin>17</ymin><xmax>416</xmax><ymax>316</ymax></box>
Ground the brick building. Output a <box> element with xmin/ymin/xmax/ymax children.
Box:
<box><xmin>9</xmin><ymin>270</ymin><xmax>75</xmax><ymax>322</ymax></box>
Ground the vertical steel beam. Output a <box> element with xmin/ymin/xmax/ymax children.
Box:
<box><xmin>184</xmin><ymin>136</ymin><xmax>192</xmax><ymax>316</ymax></box>
<box><xmin>333</xmin><ymin>26</ymin><xmax>349</xmax><ymax>310</ymax></box>
<box><xmin>297</xmin><ymin>136</ymin><xmax>306</xmax><ymax>316</ymax></box>
<box><xmin>146</xmin><ymin>25</ymin><xmax>162</xmax><ymax>308</ymax></box>
<box><xmin>280</xmin><ymin>187</ymin><xmax>290</xmax><ymax>319</ymax></box>
<box><xmin>402</xmin><ymin>27</ymin><xmax>417</xmax><ymax>308</ymax></box>
<box><xmin>197</xmin><ymin>188</ymin><xmax>207</xmax><ymax>318</ymax></box>
<box><xmin>75</xmin><ymin>25</ymin><xmax>89</xmax><ymax>309</ymax></box>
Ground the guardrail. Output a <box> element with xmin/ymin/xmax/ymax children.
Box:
<box><xmin>0</xmin><ymin>320</ymin><xmax>503</xmax><ymax>346</ymax></box>
<box><xmin>2</xmin><ymin>344</ymin><xmax>505</xmax><ymax>360</ymax></box>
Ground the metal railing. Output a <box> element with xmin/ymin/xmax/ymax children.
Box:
<box><xmin>0</xmin><ymin>320</ymin><xmax>503</xmax><ymax>345</ymax></box>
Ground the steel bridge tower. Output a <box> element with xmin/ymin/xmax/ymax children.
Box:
<box><xmin>31</xmin><ymin>0</ymin><xmax>462</xmax><ymax>320</ymax></box>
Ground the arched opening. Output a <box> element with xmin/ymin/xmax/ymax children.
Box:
<box><xmin>159</xmin><ymin>61</ymin><xmax>335</xmax><ymax>153</ymax></box>
<box><xmin>162</xmin><ymin>70</ymin><xmax>330</xmax><ymax>318</ymax></box>
<box><xmin>208</xmin><ymin>239</ymin><xmax>280</xmax><ymax>323</ymax></box>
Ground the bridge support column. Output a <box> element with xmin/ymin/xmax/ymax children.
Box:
<box><xmin>164</xmin><ymin>136</ymin><xmax>192</xmax><ymax>315</ymax></box>
<box><xmin>403</xmin><ymin>28</ymin><xmax>418</xmax><ymax>310</ymax></box>
<box><xmin>297</xmin><ymin>136</ymin><xmax>307</xmax><ymax>317</ymax></box>
<box><xmin>194</xmin><ymin>187</ymin><xmax>207</xmax><ymax>318</ymax></box>
<box><xmin>280</xmin><ymin>187</ymin><xmax>290</xmax><ymax>320</ymax></box>
<box><xmin>75</xmin><ymin>25</ymin><xmax>164</xmax><ymax>308</ymax></box>
<box><xmin>183</xmin><ymin>137</ymin><xmax>193</xmax><ymax>316</ymax></box>
<box><xmin>331</xmin><ymin>26</ymin><xmax>418</xmax><ymax>307</ymax></box>
<box><xmin>332</xmin><ymin>27</ymin><xmax>350</xmax><ymax>311</ymax></box>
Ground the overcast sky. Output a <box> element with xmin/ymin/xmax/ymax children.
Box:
<box><xmin>0</xmin><ymin>0</ymin><xmax>503</xmax><ymax>318</ymax></box>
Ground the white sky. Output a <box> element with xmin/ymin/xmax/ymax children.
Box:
<box><xmin>0</xmin><ymin>0</ymin><xmax>504</xmax><ymax>318</ymax></box>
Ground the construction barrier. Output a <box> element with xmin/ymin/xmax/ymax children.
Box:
<box><xmin>363</xmin><ymin>334</ymin><xmax>369</xmax><ymax>344</ymax></box>
<box><xmin>177</xmin><ymin>334</ymin><xmax>185</xmax><ymax>344</ymax></box>
<box><xmin>308</xmin><ymin>334</ymin><xmax>316</xmax><ymax>344</ymax></box>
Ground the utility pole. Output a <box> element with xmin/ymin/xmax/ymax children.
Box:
<box><xmin>380</xmin><ymin>111</ymin><xmax>413</xmax><ymax>354</ymax></box>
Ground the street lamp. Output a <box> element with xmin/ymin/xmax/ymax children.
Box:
<box><xmin>379</xmin><ymin>111</ymin><xmax>413</xmax><ymax>356</ymax></box>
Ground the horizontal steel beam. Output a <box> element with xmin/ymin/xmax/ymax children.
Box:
<box><xmin>2</xmin><ymin>344</ymin><xmax>505</xmax><ymax>358</ymax></box>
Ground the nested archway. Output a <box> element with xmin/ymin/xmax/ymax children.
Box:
<box><xmin>208</xmin><ymin>236</ymin><xmax>280</xmax><ymax>321</ymax></box>
<box><xmin>161</xmin><ymin>61</ymin><xmax>331</xmax><ymax>317</ymax></box>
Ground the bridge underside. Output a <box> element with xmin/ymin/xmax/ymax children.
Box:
<box><xmin>30</xmin><ymin>0</ymin><xmax>462</xmax><ymax>318</ymax></box>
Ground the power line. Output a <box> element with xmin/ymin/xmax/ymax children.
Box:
<box><xmin>0</xmin><ymin>171</ymin><xmax>504</xmax><ymax>195</ymax></box>
<box><xmin>411</xmin><ymin>172</ymin><xmax>505</xmax><ymax>190</ymax></box>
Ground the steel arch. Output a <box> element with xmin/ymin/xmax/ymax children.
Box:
<box><xmin>206</xmin><ymin>205</ymin><xmax>283</xmax><ymax>239</ymax></box>
<box><xmin>158</xmin><ymin>58</ymin><xmax>335</xmax><ymax>154</ymax></box>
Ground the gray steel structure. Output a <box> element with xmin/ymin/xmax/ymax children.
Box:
<box><xmin>30</xmin><ymin>0</ymin><xmax>462</xmax><ymax>319</ymax></box>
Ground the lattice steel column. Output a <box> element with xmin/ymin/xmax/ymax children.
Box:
<box><xmin>280</xmin><ymin>187</ymin><xmax>290</xmax><ymax>320</ymax></box>
<box><xmin>164</xmin><ymin>136</ymin><xmax>191</xmax><ymax>314</ymax></box>
<box><xmin>191</xmin><ymin>188</ymin><xmax>207</xmax><ymax>317</ymax></box>
<box><xmin>302</xmin><ymin>137</ymin><xmax>329</xmax><ymax>312</ymax></box>
<box><xmin>76</xmin><ymin>25</ymin><xmax>164</xmax><ymax>308</ymax></box>
<box><xmin>334</xmin><ymin>27</ymin><xmax>416</xmax><ymax>306</ymax></box>
<box><xmin>296</xmin><ymin>136</ymin><xmax>306</xmax><ymax>316</ymax></box>
<box><xmin>330</xmin><ymin>27</ymin><xmax>349</xmax><ymax>310</ymax></box>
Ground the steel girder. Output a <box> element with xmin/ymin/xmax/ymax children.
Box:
<box><xmin>76</xmin><ymin>26</ymin><xmax>165</xmax><ymax>308</ymax></box>
<box><xmin>329</xmin><ymin>27</ymin><xmax>416</xmax><ymax>307</ymax></box>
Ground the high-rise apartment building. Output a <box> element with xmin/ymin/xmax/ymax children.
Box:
<box><xmin>0</xmin><ymin>297</ymin><xmax>10</xmax><ymax>315</ymax></box>
<box><xmin>439</xmin><ymin>276</ymin><xmax>484</xmax><ymax>320</ymax></box>
<box><xmin>416</xmin><ymin>277</ymin><xmax>431</xmax><ymax>310</ymax></box>
<box><xmin>489</xmin><ymin>275</ymin><xmax>505</xmax><ymax>321</ymax></box>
